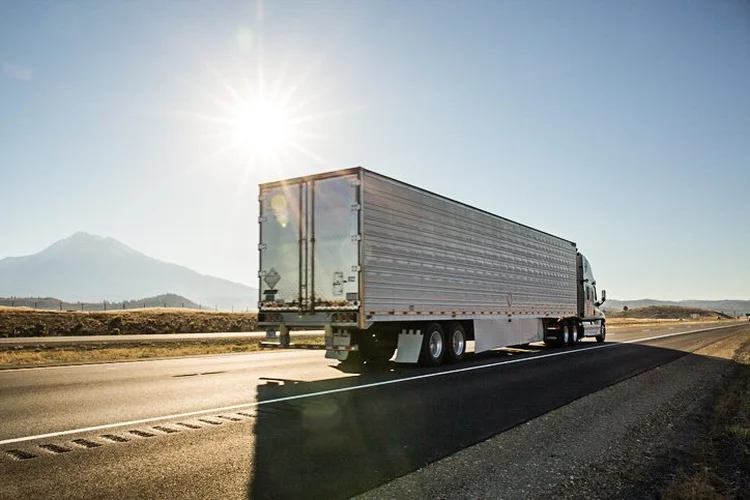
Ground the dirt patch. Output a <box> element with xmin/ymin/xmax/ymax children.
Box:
<box><xmin>659</xmin><ymin>338</ymin><xmax>750</xmax><ymax>499</ymax></box>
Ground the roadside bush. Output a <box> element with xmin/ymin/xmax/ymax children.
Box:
<box><xmin>108</xmin><ymin>316</ymin><xmax>123</xmax><ymax>330</ymax></box>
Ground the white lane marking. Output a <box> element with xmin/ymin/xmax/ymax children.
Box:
<box><xmin>0</xmin><ymin>323</ymin><xmax>740</xmax><ymax>446</ymax></box>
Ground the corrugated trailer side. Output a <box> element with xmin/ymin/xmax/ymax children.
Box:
<box><xmin>361</xmin><ymin>170</ymin><xmax>577</xmax><ymax>323</ymax></box>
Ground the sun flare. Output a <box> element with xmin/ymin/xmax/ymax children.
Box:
<box><xmin>230</xmin><ymin>97</ymin><xmax>292</xmax><ymax>159</ymax></box>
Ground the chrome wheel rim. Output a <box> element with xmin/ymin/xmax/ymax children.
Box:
<box><xmin>563</xmin><ymin>326</ymin><xmax>569</xmax><ymax>344</ymax></box>
<box><xmin>429</xmin><ymin>331</ymin><xmax>443</xmax><ymax>359</ymax></box>
<box><xmin>452</xmin><ymin>329</ymin><xmax>465</xmax><ymax>356</ymax></box>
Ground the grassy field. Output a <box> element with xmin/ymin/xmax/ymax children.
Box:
<box><xmin>606</xmin><ymin>305</ymin><xmax>741</xmax><ymax>328</ymax></box>
<box><xmin>0</xmin><ymin>306</ymin><xmax>258</xmax><ymax>337</ymax></box>
<box><xmin>0</xmin><ymin>307</ymin><xmax>325</xmax><ymax>368</ymax></box>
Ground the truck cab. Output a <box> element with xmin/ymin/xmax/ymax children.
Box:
<box><xmin>577</xmin><ymin>253</ymin><xmax>606</xmax><ymax>340</ymax></box>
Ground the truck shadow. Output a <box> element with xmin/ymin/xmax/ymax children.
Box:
<box><xmin>245</xmin><ymin>334</ymin><xmax>742</xmax><ymax>500</ymax></box>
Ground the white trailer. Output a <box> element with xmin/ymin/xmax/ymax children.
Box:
<box><xmin>258</xmin><ymin>168</ymin><xmax>606</xmax><ymax>366</ymax></box>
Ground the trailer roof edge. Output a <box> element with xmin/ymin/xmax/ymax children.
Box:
<box><xmin>259</xmin><ymin>166</ymin><xmax>577</xmax><ymax>247</ymax></box>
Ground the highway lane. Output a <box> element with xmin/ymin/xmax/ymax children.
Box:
<box><xmin>0</xmin><ymin>323</ymin><xmax>733</xmax><ymax>442</ymax></box>
<box><xmin>1</xmin><ymin>323</ymin><xmax>747</xmax><ymax>499</ymax></box>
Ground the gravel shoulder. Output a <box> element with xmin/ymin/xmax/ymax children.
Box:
<box><xmin>359</xmin><ymin>330</ymin><xmax>750</xmax><ymax>500</ymax></box>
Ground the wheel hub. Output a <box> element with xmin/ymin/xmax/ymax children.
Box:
<box><xmin>452</xmin><ymin>329</ymin><xmax>465</xmax><ymax>356</ymax></box>
<box><xmin>429</xmin><ymin>331</ymin><xmax>443</xmax><ymax>358</ymax></box>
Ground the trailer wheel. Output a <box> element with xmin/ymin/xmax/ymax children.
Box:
<box><xmin>596</xmin><ymin>321</ymin><xmax>606</xmax><ymax>343</ymax></box>
<box><xmin>419</xmin><ymin>323</ymin><xmax>446</xmax><ymax>366</ymax></box>
<box><xmin>445</xmin><ymin>322</ymin><xmax>466</xmax><ymax>363</ymax></box>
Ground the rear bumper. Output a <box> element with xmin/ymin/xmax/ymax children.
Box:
<box><xmin>258</xmin><ymin>310</ymin><xmax>359</xmax><ymax>329</ymax></box>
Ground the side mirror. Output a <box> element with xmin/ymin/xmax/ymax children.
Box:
<box><xmin>601</xmin><ymin>290</ymin><xmax>606</xmax><ymax>303</ymax></box>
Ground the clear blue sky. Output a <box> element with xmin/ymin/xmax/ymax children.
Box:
<box><xmin>1</xmin><ymin>0</ymin><xmax>749</xmax><ymax>300</ymax></box>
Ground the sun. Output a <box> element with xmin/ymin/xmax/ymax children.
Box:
<box><xmin>230</xmin><ymin>97</ymin><xmax>293</xmax><ymax>159</ymax></box>
<box><xmin>174</xmin><ymin>9</ymin><xmax>363</xmax><ymax>185</ymax></box>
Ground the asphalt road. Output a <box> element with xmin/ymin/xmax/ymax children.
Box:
<box><xmin>1</xmin><ymin>322</ymin><xmax>747</xmax><ymax>499</ymax></box>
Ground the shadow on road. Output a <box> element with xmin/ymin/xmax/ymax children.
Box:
<box><xmin>245</xmin><ymin>329</ymin><xmax>745</xmax><ymax>499</ymax></box>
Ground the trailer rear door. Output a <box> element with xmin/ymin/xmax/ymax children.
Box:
<box><xmin>259</xmin><ymin>172</ymin><xmax>361</xmax><ymax>311</ymax></box>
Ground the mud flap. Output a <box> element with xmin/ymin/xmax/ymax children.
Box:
<box><xmin>325</xmin><ymin>326</ymin><xmax>356</xmax><ymax>361</ymax></box>
<box><xmin>394</xmin><ymin>329</ymin><xmax>423</xmax><ymax>364</ymax></box>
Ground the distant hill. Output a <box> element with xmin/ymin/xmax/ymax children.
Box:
<box><xmin>606</xmin><ymin>305</ymin><xmax>734</xmax><ymax>320</ymax></box>
<box><xmin>0</xmin><ymin>233</ymin><xmax>257</xmax><ymax>310</ymax></box>
<box><xmin>603</xmin><ymin>299</ymin><xmax>750</xmax><ymax>317</ymax></box>
<box><xmin>0</xmin><ymin>293</ymin><xmax>201</xmax><ymax>311</ymax></box>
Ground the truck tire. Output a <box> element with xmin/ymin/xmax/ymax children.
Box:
<box><xmin>596</xmin><ymin>321</ymin><xmax>606</xmax><ymax>343</ymax></box>
<box><xmin>560</xmin><ymin>324</ymin><xmax>570</xmax><ymax>348</ymax></box>
<box><xmin>419</xmin><ymin>323</ymin><xmax>446</xmax><ymax>366</ymax></box>
<box><xmin>567</xmin><ymin>323</ymin><xmax>578</xmax><ymax>347</ymax></box>
<box><xmin>444</xmin><ymin>322</ymin><xmax>467</xmax><ymax>363</ymax></box>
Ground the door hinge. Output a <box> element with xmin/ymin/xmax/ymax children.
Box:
<box><xmin>258</xmin><ymin>216</ymin><xmax>267</xmax><ymax>223</ymax></box>
<box><xmin>350</xmin><ymin>234</ymin><xmax>362</xmax><ymax>242</ymax></box>
<box><xmin>351</xmin><ymin>203</ymin><xmax>361</xmax><ymax>211</ymax></box>
<box><xmin>351</xmin><ymin>265</ymin><xmax>362</xmax><ymax>272</ymax></box>
<box><xmin>258</xmin><ymin>243</ymin><xmax>268</xmax><ymax>251</ymax></box>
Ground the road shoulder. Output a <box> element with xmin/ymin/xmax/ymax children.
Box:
<box><xmin>359</xmin><ymin>330</ymin><xmax>750</xmax><ymax>499</ymax></box>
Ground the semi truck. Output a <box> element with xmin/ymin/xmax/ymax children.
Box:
<box><xmin>257</xmin><ymin>167</ymin><xmax>606</xmax><ymax>366</ymax></box>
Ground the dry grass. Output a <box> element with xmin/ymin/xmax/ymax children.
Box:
<box><xmin>0</xmin><ymin>307</ymin><xmax>258</xmax><ymax>337</ymax></box>
<box><xmin>661</xmin><ymin>470</ymin><xmax>724</xmax><ymax>500</ymax></box>
<box><xmin>661</xmin><ymin>338</ymin><xmax>750</xmax><ymax>499</ymax></box>
<box><xmin>0</xmin><ymin>336</ymin><xmax>325</xmax><ymax>367</ymax></box>
<box><xmin>607</xmin><ymin>317</ymin><xmax>743</xmax><ymax>329</ymax></box>
<box><xmin>607</xmin><ymin>305</ymin><xmax>734</xmax><ymax>321</ymax></box>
